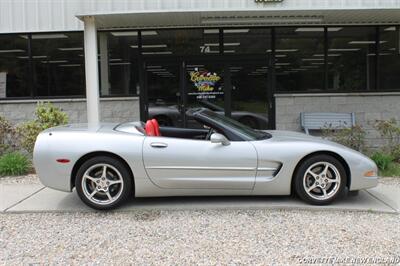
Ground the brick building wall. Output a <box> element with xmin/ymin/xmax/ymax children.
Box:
<box><xmin>275</xmin><ymin>92</ymin><xmax>400</xmax><ymax>148</ymax></box>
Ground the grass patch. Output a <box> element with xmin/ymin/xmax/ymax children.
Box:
<box><xmin>379</xmin><ymin>162</ymin><xmax>400</xmax><ymax>177</ymax></box>
<box><xmin>0</xmin><ymin>152</ymin><xmax>30</xmax><ymax>176</ymax></box>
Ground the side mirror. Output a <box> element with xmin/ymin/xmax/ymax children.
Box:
<box><xmin>210</xmin><ymin>133</ymin><xmax>230</xmax><ymax>146</ymax></box>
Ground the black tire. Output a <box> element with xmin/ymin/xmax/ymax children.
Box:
<box><xmin>294</xmin><ymin>154</ymin><xmax>347</xmax><ymax>205</ymax></box>
<box><xmin>75</xmin><ymin>156</ymin><xmax>133</xmax><ymax>210</ymax></box>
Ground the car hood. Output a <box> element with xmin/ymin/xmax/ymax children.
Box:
<box><xmin>263</xmin><ymin>130</ymin><xmax>348</xmax><ymax>149</ymax></box>
<box><xmin>266</xmin><ymin>130</ymin><xmax>320</xmax><ymax>140</ymax></box>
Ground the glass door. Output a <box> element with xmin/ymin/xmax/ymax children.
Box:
<box><xmin>145</xmin><ymin>62</ymin><xmax>183</xmax><ymax>127</ymax></box>
<box><xmin>145</xmin><ymin>58</ymin><xmax>273</xmax><ymax>130</ymax></box>
<box><xmin>184</xmin><ymin>61</ymin><xmax>225</xmax><ymax>128</ymax></box>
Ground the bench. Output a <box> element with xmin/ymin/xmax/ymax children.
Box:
<box><xmin>300</xmin><ymin>112</ymin><xmax>356</xmax><ymax>135</ymax></box>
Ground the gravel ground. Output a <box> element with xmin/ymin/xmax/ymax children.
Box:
<box><xmin>1</xmin><ymin>175</ymin><xmax>400</xmax><ymax>264</ymax></box>
<box><xmin>1</xmin><ymin>210</ymin><xmax>400</xmax><ymax>265</ymax></box>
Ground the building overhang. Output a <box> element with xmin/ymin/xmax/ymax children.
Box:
<box><xmin>77</xmin><ymin>8</ymin><xmax>400</xmax><ymax>30</ymax></box>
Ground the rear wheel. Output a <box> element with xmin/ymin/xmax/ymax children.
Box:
<box><xmin>294</xmin><ymin>155</ymin><xmax>347</xmax><ymax>205</ymax></box>
<box><xmin>75</xmin><ymin>156</ymin><xmax>133</xmax><ymax>210</ymax></box>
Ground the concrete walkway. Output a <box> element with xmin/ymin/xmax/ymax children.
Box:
<box><xmin>1</xmin><ymin>183</ymin><xmax>399</xmax><ymax>213</ymax></box>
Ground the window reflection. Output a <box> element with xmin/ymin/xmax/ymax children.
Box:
<box><xmin>231</xmin><ymin>63</ymin><xmax>269</xmax><ymax>129</ymax></box>
<box><xmin>141</xmin><ymin>29</ymin><xmax>220</xmax><ymax>56</ymax></box>
<box><xmin>327</xmin><ymin>27</ymin><xmax>377</xmax><ymax>92</ymax></box>
<box><xmin>223</xmin><ymin>28</ymin><xmax>270</xmax><ymax>55</ymax></box>
<box><xmin>104</xmin><ymin>31</ymin><xmax>139</xmax><ymax>96</ymax></box>
<box><xmin>275</xmin><ymin>27</ymin><xmax>325</xmax><ymax>92</ymax></box>
<box><xmin>31</xmin><ymin>32</ymin><xmax>85</xmax><ymax>97</ymax></box>
<box><xmin>0</xmin><ymin>35</ymin><xmax>30</xmax><ymax>98</ymax></box>
<box><xmin>379</xmin><ymin>26</ymin><xmax>400</xmax><ymax>91</ymax></box>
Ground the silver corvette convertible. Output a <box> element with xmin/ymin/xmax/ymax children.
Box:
<box><xmin>33</xmin><ymin>109</ymin><xmax>378</xmax><ymax>210</ymax></box>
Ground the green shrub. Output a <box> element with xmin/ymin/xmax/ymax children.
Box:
<box><xmin>0</xmin><ymin>152</ymin><xmax>30</xmax><ymax>176</ymax></box>
<box><xmin>322</xmin><ymin>124</ymin><xmax>366</xmax><ymax>152</ymax></box>
<box><xmin>0</xmin><ymin>116</ymin><xmax>20</xmax><ymax>154</ymax></box>
<box><xmin>371</xmin><ymin>152</ymin><xmax>394</xmax><ymax>171</ymax></box>
<box><xmin>374</xmin><ymin>119</ymin><xmax>400</xmax><ymax>154</ymax></box>
<box><xmin>17</xmin><ymin>102</ymin><xmax>69</xmax><ymax>153</ymax></box>
<box><xmin>391</xmin><ymin>145</ymin><xmax>400</xmax><ymax>163</ymax></box>
<box><xmin>380</xmin><ymin>162</ymin><xmax>400</xmax><ymax>177</ymax></box>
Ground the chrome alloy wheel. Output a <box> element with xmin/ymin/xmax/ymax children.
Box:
<box><xmin>302</xmin><ymin>161</ymin><xmax>341</xmax><ymax>201</ymax></box>
<box><xmin>81</xmin><ymin>163</ymin><xmax>124</xmax><ymax>205</ymax></box>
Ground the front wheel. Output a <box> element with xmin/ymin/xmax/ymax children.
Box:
<box><xmin>294</xmin><ymin>155</ymin><xmax>347</xmax><ymax>205</ymax></box>
<box><xmin>75</xmin><ymin>156</ymin><xmax>133</xmax><ymax>210</ymax></box>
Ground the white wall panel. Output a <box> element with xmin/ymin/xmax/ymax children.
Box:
<box><xmin>0</xmin><ymin>0</ymin><xmax>399</xmax><ymax>33</ymax></box>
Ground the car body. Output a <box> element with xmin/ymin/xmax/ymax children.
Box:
<box><xmin>149</xmin><ymin>100</ymin><xmax>268</xmax><ymax>129</ymax></box>
<box><xmin>33</xmin><ymin>109</ymin><xmax>378</xmax><ymax>210</ymax></box>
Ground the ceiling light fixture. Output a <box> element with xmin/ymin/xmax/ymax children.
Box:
<box><xmin>329</xmin><ymin>48</ymin><xmax>360</xmax><ymax>52</ymax></box>
<box><xmin>111</xmin><ymin>31</ymin><xmax>158</xmax><ymax>37</ymax></box>
<box><xmin>204</xmin><ymin>43</ymin><xmax>240</xmax><ymax>47</ymax></box>
<box><xmin>267</xmin><ymin>49</ymin><xmax>298</xmax><ymax>53</ymax></box>
<box><xmin>142</xmin><ymin>44</ymin><xmax>167</xmax><ymax>48</ymax></box>
<box><xmin>204</xmin><ymin>29</ymin><xmax>219</xmax><ymax>34</ymax></box>
<box><xmin>0</xmin><ymin>49</ymin><xmax>25</xmax><ymax>53</ymax></box>
<box><xmin>295</xmin><ymin>27</ymin><xmax>342</xmax><ymax>32</ymax></box>
<box><xmin>21</xmin><ymin>34</ymin><xmax>68</xmax><ymax>39</ymax></box>
<box><xmin>349</xmin><ymin>41</ymin><xmax>387</xmax><ymax>44</ymax></box>
<box><xmin>41</xmin><ymin>60</ymin><xmax>68</xmax><ymax>64</ymax></box>
<box><xmin>58</xmin><ymin>47</ymin><xmax>83</xmax><ymax>51</ymax></box>
<box><xmin>384</xmin><ymin>27</ymin><xmax>396</xmax><ymax>31</ymax></box>
<box><xmin>223</xmin><ymin>29</ymin><xmax>250</xmax><ymax>34</ymax></box>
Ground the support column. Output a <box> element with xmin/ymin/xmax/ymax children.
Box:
<box><xmin>83</xmin><ymin>16</ymin><xmax>100</xmax><ymax>127</ymax></box>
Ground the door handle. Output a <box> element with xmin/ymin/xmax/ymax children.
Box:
<box><xmin>150</xmin><ymin>142</ymin><xmax>168</xmax><ymax>148</ymax></box>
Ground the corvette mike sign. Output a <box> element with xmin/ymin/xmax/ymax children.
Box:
<box><xmin>188</xmin><ymin>69</ymin><xmax>223</xmax><ymax>100</ymax></box>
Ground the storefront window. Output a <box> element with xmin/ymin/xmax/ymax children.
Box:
<box><xmin>379</xmin><ymin>26</ymin><xmax>400</xmax><ymax>91</ymax></box>
<box><xmin>103</xmin><ymin>31</ymin><xmax>139</xmax><ymax>96</ymax></box>
<box><xmin>223</xmin><ymin>28</ymin><xmax>271</xmax><ymax>55</ymax></box>
<box><xmin>327</xmin><ymin>27</ymin><xmax>377</xmax><ymax>92</ymax></box>
<box><xmin>31</xmin><ymin>32</ymin><xmax>85</xmax><ymax>97</ymax></box>
<box><xmin>141</xmin><ymin>29</ymin><xmax>220</xmax><ymax>56</ymax></box>
<box><xmin>230</xmin><ymin>62</ymin><xmax>269</xmax><ymax>129</ymax></box>
<box><xmin>0</xmin><ymin>34</ymin><xmax>30</xmax><ymax>98</ymax></box>
<box><xmin>225</xmin><ymin>28</ymin><xmax>271</xmax><ymax>129</ymax></box>
<box><xmin>275</xmin><ymin>27</ymin><xmax>325</xmax><ymax>92</ymax></box>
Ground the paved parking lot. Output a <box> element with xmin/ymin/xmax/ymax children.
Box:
<box><xmin>1</xmin><ymin>183</ymin><xmax>399</xmax><ymax>214</ymax></box>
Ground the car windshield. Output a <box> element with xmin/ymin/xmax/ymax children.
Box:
<box><xmin>200</xmin><ymin>109</ymin><xmax>271</xmax><ymax>141</ymax></box>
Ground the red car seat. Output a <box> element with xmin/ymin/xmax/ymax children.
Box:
<box><xmin>145</xmin><ymin>120</ymin><xmax>156</xmax><ymax>136</ymax></box>
<box><xmin>151</xmin><ymin>119</ymin><xmax>161</xmax><ymax>136</ymax></box>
